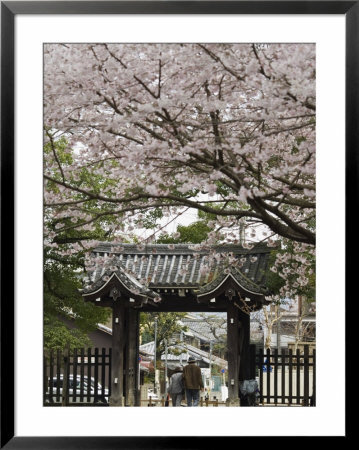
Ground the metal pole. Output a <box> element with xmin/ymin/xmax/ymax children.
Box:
<box><xmin>209</xmin><ymin>340</ymin><xmax>213</xmax><ymax>393</ymax></box>
<box><xmin>164</xmin><ymin>338</ymin><xmax>168</xmax><ymax>393</ymax></box>
<box><xmin>154</xmin><ymin>316</ymin><xmax>157</xmax><ymax>394</ymax></box>
<box><xmin>277</xmin><ymin>318</ymin><xmax>281</xmax><ymax>350</ymax></box>
<box><xmin>179</xmin><ymin>330</ymin><xmax>183</xmax><ymax>366</ymax></box>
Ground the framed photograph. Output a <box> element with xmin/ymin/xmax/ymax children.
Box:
<box><xmin>1</xmin><ymin>1</ymin><xmax>352</xmax><ymax>447</ymax></box>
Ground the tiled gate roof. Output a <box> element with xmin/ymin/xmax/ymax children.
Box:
<box><xmin>82</xmin><ymin>243</ymin><xmax>273</xmax><ymax>300</ymax></box>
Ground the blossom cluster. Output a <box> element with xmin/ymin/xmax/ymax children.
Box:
<box><xmin>43</xmin><ymin>43</ymin><xmax>316</xmax><ymax>301</ymax></box>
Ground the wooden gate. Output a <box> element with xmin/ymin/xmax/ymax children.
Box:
<box><xmin>44</xmin><ymin>347</ymin><xmax>111</xmax><ymax>406</ymax></box>
<box><xmin>249</xmin><ymin>344</ymin><xmax>316</xmax><ymax>406</ymax></box>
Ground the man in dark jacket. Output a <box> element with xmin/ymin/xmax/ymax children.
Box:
<box><xmin>182</xmin><ymin>356</ymin><xmax>204</xmax><ymax>406</ymax></box>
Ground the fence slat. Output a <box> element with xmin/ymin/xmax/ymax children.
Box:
<box><xmin>259</xmin><ymin>348</ymin><xmax>264</xmax><ymax>404</ymax></box>
<box><xmin>94</xmin><ymin>348</ymin><xmax>99</xmax><ymax>403</ymax></box>
<box><xmin>281</xmin><ymin>351</ymin><xmax>285</xmax><ymax>404</ymax></box>
<box><xmin>73</xmin><ymin>349</ymin><xmax>78</xmax><ymax>403</ymax></box>
<box><xmin>62</xmin><ymin>347</ymin><xmax>70</xmax><ymax>406</ymax></box>
<box><xmin>87</xmin><ymin>348</ymin><xmax>91</xmax><ymax>402</ymax></box>
<box><xmin>274</xmin><ymin>348</ymin><xmax>278</xmax><ymax>404</ymax></box>
<box><xmin>303</xmin><ymin>345</ymin><xmax>309</xmax><ymax>406</ymax></box>
<box><xmin>43</xmin><ymin>353</ymin><xmax>48</xmax><ymax>404</ymax></box>
<box><xmin>296</xmin><ymin>349</ymin><xmax>301</xmax><ymax>405</ymax></box>
<box><xmin>266</xmin><ymin>349</ymin><xmax>271</xmax><ymax>404</ymax></box>
<box><xmin>288</xmin><ymin>349</ymin><xmax>293</xmax><ymax>405</ymax></box>
<box><xmin>56</xmin><ymin>350</ymin><xmax>61</xmax><ymax>402</ymax></box>
<box><xmin>312</xmin><ymin>349</ymin><xmax>316</xmax><ymax>406</ymax></box>
<box><xmin>101</xmin><ymin>348</ymin><xmax>106</xmax><ymax>399</ymax></box>
<box><xmin>49</xmin><ymin>350</ymin><xmax>54</xmax><ymax>401</ymax></box>
<box><xmin>109</xmin><ymin>348</ymin><xmax>112</xmax><ymax>397</ymax></box>
<box><xmin>80</xmin><ymin>348</ymin><xmax>85</xmax><ymax>403</ymax></box>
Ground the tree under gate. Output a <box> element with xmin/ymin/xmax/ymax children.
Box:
<box><xmin>81</xmin><ymin>243</ymin><xmax>272</xmax><ymax>406</ymax></box>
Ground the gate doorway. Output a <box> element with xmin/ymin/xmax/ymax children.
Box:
<box><xmin>139</xmin><ymin>311</ymin><xmax>228</xmax><ymax>403</ymax></box>
<box><xmin>81</xmin><ymin>243</ymin><xmax>272</xmax><ymax>406</ymax></box>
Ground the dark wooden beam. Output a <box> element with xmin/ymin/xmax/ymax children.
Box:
<box><xmin>109</xmin><ymin>300</ymin><xmax>125</xmax><ymax>406</ymax></box>
<box><xmin>238</xmin><ymin>309</ymin><xmax>251</xmax><ymax>382</ymax></box>
<box><xmin>125</xmin><ymin>307</ymin><xmax>138</xmax><ymax>406</ymax></box>
<box><xmin>226</xmin><ymin>302</ymin><xmax>240</xmax><ymax>405</ymax></box>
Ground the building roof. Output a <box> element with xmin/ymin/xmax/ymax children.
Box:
<box><xmin>82</xmin><ymin>243</ymin><xmax>273</xmax><ymax>302</ymax></box>
<box><xmin>140</xmin><ymin>341</ymin><xmax>227</xmax><ymax>369</ymax></box>
<box><xmin>181</xmin><ymin>317</ymin><xmax>227</xmax><ymax>342</ymax></box>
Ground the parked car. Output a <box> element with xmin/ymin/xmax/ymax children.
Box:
<box><xmin>45</xmin><ymin>374</ymin><xmax>109</xmax><ymax>404</ymax></box>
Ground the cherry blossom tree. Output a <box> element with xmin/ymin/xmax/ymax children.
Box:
<box><xmin>44</xmin><ymin>43</ymin><xmax>315</xmax><ymax>300</ymax></box>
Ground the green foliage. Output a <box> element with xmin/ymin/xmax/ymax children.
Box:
<box><xmin>157</xmin><ymin>221</ymin><xmax>212</xmax><ymax>244</ymax></box>
<box><xmin>140</xmin><ymin>312</ymin><xmax>188</xmax><ymax>363</ymax></box>
<box><xmin>44</xmin><ymin>261</ymin><xmax>111</xmax><ymax>350</ymax></box>
<box><xmin>137</xmin><ymin>208</ymin><xmax>164</xmax><ymax>229</ymax></box>
<box><xmin>44</xmin><ymin>137</ymin><xmax>117</xmax><ymax>350</ymax></box>
<box><xmin>43</xmin><ymin>317</ymin><xmax>92</xmax><ymax>350</ymax></box>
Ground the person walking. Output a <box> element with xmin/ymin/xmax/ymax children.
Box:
<box><xmin>182</xmin><ymin>356</ymin><xmax>204</xmax><ymax>407</ymax></box>
<box><xmin>167</xmin><ymin>366</ymin><xmax>184</xmax><ymax>407</ymax></box>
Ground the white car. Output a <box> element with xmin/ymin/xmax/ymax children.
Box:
<box><xmin>45</xmin><ymin>374</ymin><xmax>109</xmax><ymax>404</ymax></box>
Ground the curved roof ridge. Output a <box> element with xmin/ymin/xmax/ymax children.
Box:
<box><xmin>195</xmin><ymin>264</ymin><xmax>267</xmax><ymax>298</ymax></box>
<box><xmin>82</xmin><ymin>266</ymin><xmax>159</xmax><ymax>300</ymax></box>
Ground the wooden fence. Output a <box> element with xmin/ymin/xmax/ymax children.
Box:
<box><xmin>43</xmin><ymin>347</ymin><xmax>111</xmax><ymax>406</ymax></box>
<box><xmin>44</xmin><ymin>345</ymin><xmax>315</xmax><ymax>406</ymax></box>
<box><xmin>249</xmin><ymin>344</ymin><xmax>316</xmax><ymax>406</ymax></box>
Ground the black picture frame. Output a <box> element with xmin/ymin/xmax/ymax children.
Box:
<box><xmin>1</xmin><ymin>1</ymin><xmax>352</xmax><ymax>447</ymax></box>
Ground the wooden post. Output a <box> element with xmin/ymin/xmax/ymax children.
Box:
<box><xmin>312</xmin><ymin>349</ymin><xmax>316</xmax><ymax>406</ymax></box>
<box><xmin>56</xmin><ymin>349</ymin><xmax>61</xmax><ymax>402</ymax></box>
<box><xmin>43</xmin><ymin>352</ymin><xmax>48</xmax><ymax>404</ymax></box>
<box><xmin>73</xmin><ymin>348</ymin><xmax>78</xmax><ymax>403</ymax></box>
<box><xmin>303</xmin><ymin>345</ymin><xmax>309</xmax><ymax>406</ymax></box>
<box><xmin>266</xmin><ymin>348</ymin><xmax>271</xmax><ymax>404</ymax></box>
<box><xmin>125</xmin><ymin>306</ymin><xmax>138</xmax><ymax>406</ymax></box>
<box><xmin>288</xmin><ymin>349</ymin><xmax>293</xmax><ymax>405</ymax></box>
<box><xmin>101</xmin><ymin>348</ymin><xmax>106</xmax><ymax>402</ymax></box>
<box><xmin>296</xmin><ymin>348</ymin><xmax>301</xmax><ymax>405</ymax></box>
<box><xmin>110</xmin><ymin>300</ymin><xmax>125</xmax><ymax>406</ymax></box>
<box><xmin>86</xmin><ymin>348</ymin><xmax>91</xmax><ymax>402</ymax></box>
<box><xmin>249</xmin><ymin>344</ymin><xmax>256</xmax><ymax>379</ymax></box>
<box><xmin>48</xmin><ymin>350</ymin><xmax>54</xmax><ymax>402</ymax></box>
<box><xmin>238</xmin><ymin>309</ymin><xmax>250</xmax><ymax>381</ymax></box>
<box><xmin>274</xmin><ymin>348</ymin><xmax>278</xmax><ymax>404</ymax></box>
<box><xmin>281</xmin><ymin>350</ymin><xmax>286</xmax><ymax>405</ymax></box>
<box><xmin>80</xmin><ymin>348</ymin><xmax>85</xmax><ymax>403</ymax></box>
<box><xmin>259</xmin><ymin>348</ymin><xmax>264</xmax><ymax>405</ymax></box>
<box><xmin>62</xmin><ymin>345</ymin><xmax>70</xmax><ymax>406</ymax></box>
<box><xmin>227</xmin><ymin>301</ymin><xmax>240</xmax><ymax>405</ymax></box>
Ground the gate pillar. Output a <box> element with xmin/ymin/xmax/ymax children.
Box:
<box><xmin>109</xmin><ymin>300</ymin><xmax>125</xmax><ymax>406</ymax></box>
<box><xmin>238</xmin><ymin>309</ymin><xmax>250</xmax><ymax>381</ymax></box>
<box><xmin>226</xmin><ymin>302</ymin><xmax>251</xmax><ymax>405</ymax></box>
<box><xmin>125</xmin><ymin>306</ymin><xmax>139</xmax><ymax>406</ymax></box>
<box><xmin>227</xmin><ymin>301</ymin><xmax>240</xmax><ymax>405</ymax></box>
